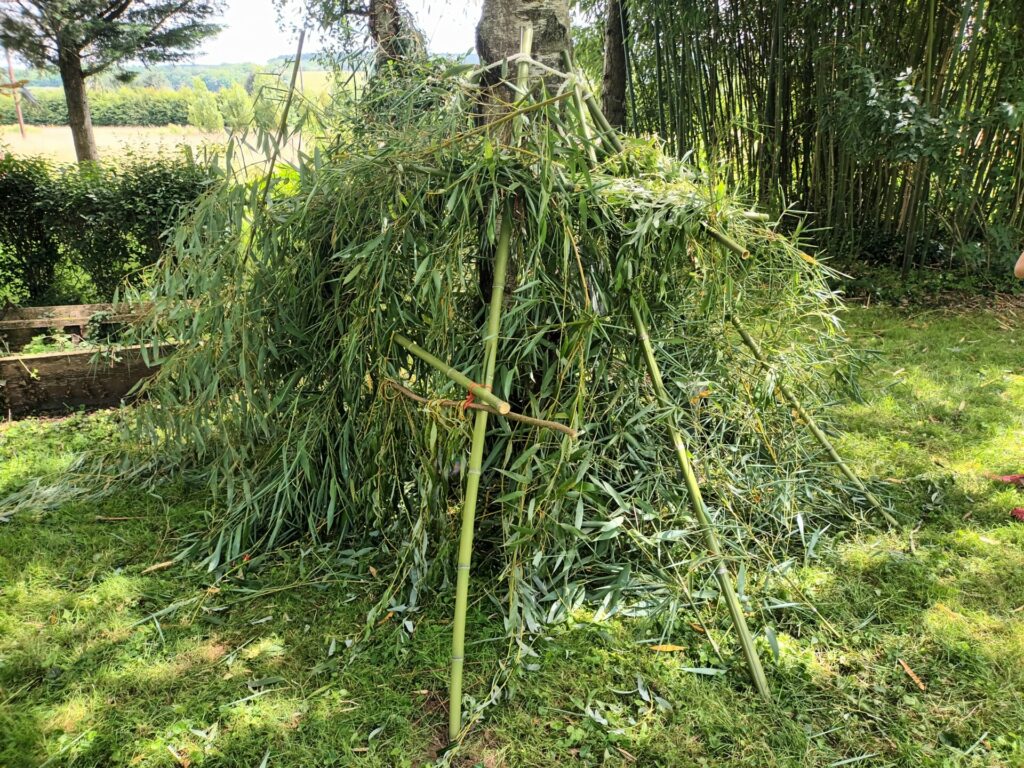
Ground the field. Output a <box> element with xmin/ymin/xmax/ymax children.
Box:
<box><xmin>1</xmin><ymin>125</ymin><xmax>221</xmax><ymax>163</ymax></box>
<box><xmin>1</xmin><ymin>304</ymin><xmax>1023</xmax><ymax>767</ymax></box>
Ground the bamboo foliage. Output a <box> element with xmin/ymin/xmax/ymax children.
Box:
<box><xmin>8</xmin><ymin>46</ymin><xmax>880</xmax><ymax>718</ymax></box>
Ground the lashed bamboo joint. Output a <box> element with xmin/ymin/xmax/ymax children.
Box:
<box><xmin>393</xmin><ymin>333</ymin><xmax>511</xmax><ymax>415</ymax></box>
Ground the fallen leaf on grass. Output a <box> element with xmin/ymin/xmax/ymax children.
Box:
<box><xmin>141</xmin><ymin>560</ymin><xmax>175</xmax><ymax>574</ymax></box>
<box><xmin>898</xmin><ymin>658</ymin><xmax>926</xmax><ymax>691</ymax></box>
<box><xmin>649</xmin><ymin>644</ymin><xmax>686</xmax><ymax>653</ymax></box>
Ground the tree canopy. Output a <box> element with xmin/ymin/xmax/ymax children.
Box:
<box><xmin>0</xmin><ymin>0</ymin><xmax>223</xmax><ymax>160</ymax></box>
<box><xmin>0</xmin><ymin>0</ymin><xmax>223</xmax><ymax>76</ymax></box>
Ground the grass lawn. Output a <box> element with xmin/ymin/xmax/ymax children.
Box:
<box><xmin>1</xmin><ymin>304</ymin><xmax>1022</xmax><ymax>767</ymax></box>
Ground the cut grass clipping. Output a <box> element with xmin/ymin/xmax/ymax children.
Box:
<box><xmin>6</xmin><ymin>46</ymin><xmax>895</xmax><ymax>738</ymax></box>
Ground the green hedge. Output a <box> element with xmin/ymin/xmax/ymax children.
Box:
<box><xmin>0</xmin><ymin>88</ymin><xmax>190</xmax><ymax>126</ymax></box>
<box><xmin>0</xmin><ymin>152</ymin><xmax>214</xmax><ymax>304</ymax></box>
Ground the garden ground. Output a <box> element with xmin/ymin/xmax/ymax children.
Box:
<box><xmin>1</xmin><ymin>303</ymin><xmax>1022</xmax><ymax>767</ymax></box>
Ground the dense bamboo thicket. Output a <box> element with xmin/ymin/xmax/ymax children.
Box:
<box><xmin>598</xmin><ymin>0</ymin><xmax>1024</xmax><ymax>273</ymax></box>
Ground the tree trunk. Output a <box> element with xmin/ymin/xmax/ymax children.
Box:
<box><xmin>368</xmin><ymin>0</ymin><xmax>423</xmax><ymax>65</ymax></box>
<box><xmin>602</xmin><ymin>0</ymin><xmax>627</xmax><ymax>128</ymax></box>
<box><xmin>476</xmin><ymin>0</ymin><xmax>571</xmax><ymax>102</ymax></box>
<box><xmin>57</xmin><ymin>43</ymin><xmax>98</xmax><ymax>163</ymax></box>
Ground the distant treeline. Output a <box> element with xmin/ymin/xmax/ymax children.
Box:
<box><xmin>0</xmin><ymin>76</ymin><xmax>310</xmax><ymax>131</ymax></box>
<box><xmin>10</xmin><ymin>61</ymin><xmax>321</xmax><ymax>92</ymax></box>
<box><xmin>1</xmin><ymin>87</ymin><xmax>189</xmax><ymax>126</ymax></box>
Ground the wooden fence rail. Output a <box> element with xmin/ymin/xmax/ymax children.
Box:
<box><xmin>0</xmin><ymin>303</ymin><xmax>150</xmax><ymax>353</ymax></box>
<box><xmin>0</xmin><ymin>303</ymin><xmax>166</xmax><ymax>419</ymax></box>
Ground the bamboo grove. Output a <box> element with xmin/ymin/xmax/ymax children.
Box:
<box><xmin>586</xmin><ymin>0</ymin><xmax>1024</xmax><ymax>273</ymax></box>
<box><xmin>6</xmin><ymin>52</ymin><xmax>896</xmax><ymax>732</ymax></box>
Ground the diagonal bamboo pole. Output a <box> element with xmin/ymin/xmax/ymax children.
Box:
<box><xmin>393</xmin><ymin>333</ymin><xmax>511</xmax><ymax>414</ymax></box>
<box><xmin>630</xmin><ymin>301</ymin><xmax>772</xmax><ymax>702</ymax></box>
<box><xmin>728</xmin><ymin>315</ymin><xmax>898</xmax><ymax>527</ymax></box>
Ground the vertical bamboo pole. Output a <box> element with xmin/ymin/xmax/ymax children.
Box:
<box><xmin>5</xmin><ymin>48</ymin><xmax>25</xmax><ymax>139</ymax></box>
<box><xmin>448</xmin><ymin>208</ymin><xmax>513</xmax><ymax>741</ymax></box>
<box><xmin>729</xmin><ymin>315</ymin><xmax>898</xmax><ymax>528</ymax></box>
<box><xmin>449</xmin><ymin>25</ymin><xmax>533</xmax><ymax>742</ymax></box>
<box><xmin>630</xmin><ymin>302</ymin><xmax>772</xmax><ymax>702</ymax></box>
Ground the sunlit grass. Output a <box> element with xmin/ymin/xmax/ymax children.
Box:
<box><xmin>0</xmin><ymin>304</ymin><xmax>1022</xmax><ymax>766</ymax></box>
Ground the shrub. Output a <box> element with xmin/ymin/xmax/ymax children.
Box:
<box><xmin>217</xmin><ymin>84</ymin><xmax>253</xmax><ymax>133</ymax></box>
<box><xmin>185</xmin><ymin>78</ymin><xmax>224</xmax><ymax>133</ymax></box>
<box><xmin>0</xmin><ymin>152</ymin><xmax>213</xmax><ymax>303</ymax></box>
<box><xmin>0</xmin><ymin>154</ymin><xmax>61</xmax><ymax>304</ymax></box>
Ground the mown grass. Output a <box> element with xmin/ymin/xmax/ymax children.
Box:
<box><xmin>1</xmin><ymin>305</ymin><xmax>1022</xmax><ymax>767</ymax></box>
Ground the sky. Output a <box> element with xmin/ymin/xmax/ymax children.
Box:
<box><xmin>194</xmin><ymin>0</ymin><xmax>481</xmax><ymax>64</ymax></box>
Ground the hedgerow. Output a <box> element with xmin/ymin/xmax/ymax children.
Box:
<box><xmin>0</xmin><ymin>151</ymin><xmax>214</xmax><ymax>303</ymax></box>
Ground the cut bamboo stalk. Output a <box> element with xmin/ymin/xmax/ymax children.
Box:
<box><xmin>582</xmin><ymin>89</ymin><xmax>625</xmax><ymax>154</ymax></box>
<box><xmin>566</xmin><ymin>73</ymin><xmax>599</xmax><ymax>165</ymax></box>
<box><xmin>703</xmin><ymin>222</ymin><xmax>750</xmax><ymax>258</ymax></box>
<box><xmin>393</xmin><ymin>333</ymin><xmax>510</xmax><ymax>415</ymax></box>
<box><xmin>515</xmin><ymin>24</ymin><xmax>533</xmax><ymax>102</ymax></box>
<box><xmin>447</xmin><ymin>202</ymin><xmax>515</xmax><ymax>742</ymax></box>
<box><xmin>559</xmin><ymin>50</ymin><xmax>625</xmax><ymax>155</ymax></box>
<box><xmin>729</xmin><ymin>316</ymin><xmax>899</xmax><ymax>528</ymax></box>
<box><xmin>630</xmin><ymin>301</ymin><xmax>772</xmax><ymax>703</ymax></box>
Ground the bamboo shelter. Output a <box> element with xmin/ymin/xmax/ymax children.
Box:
<box><xmin>6</xmin><ymin>41</ymin><xmax>896</xmax><ymax>742</ymax></box>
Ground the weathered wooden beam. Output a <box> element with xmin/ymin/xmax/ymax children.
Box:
<box><xmin>0</xmin><ymin>344</ymin><xmax>170</xmax><ymax>419</ymax></box>
<box><xmin>0</xmin><ymin>312</ymin><xmax>143</xmax><ymax>331</ymax></box>
<box><xmin>0</xmin><ymin>303</ymin><xmax>150</xmax><ymax>353</ymax></box>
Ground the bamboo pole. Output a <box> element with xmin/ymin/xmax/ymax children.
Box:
<box><xmin>559</xmin><ymin>50</ymin><xmax>625</xmax><ymax>155</ymax></box>
<box><xmin>447</xmin><ymin>203</ymin><xmax>514</xmax><ymax>741</ymax></box>
<box><xmin>728</xmin><ymin>315</ymin><xmax>898</xmax><ymax>527</ymax></box>
<box><xmin>703</xmin><ymin>223</ymin><xmax>750</xmax><ymax>258</ymax></box>
<box><xmin>630</xmin><ymin>301</ymin><xmax>772</xmax><ymax>702</ymax></box>
<box><xmin>393</xmin><ymin>333</ymin><xmax>511</xmax><ymax>415</ymax></box>
<box><xmin>515</xmin><ymin>24</ymin><xmax>533</xmax><ymax>102</ymax></box>
<box><xmin>5</xmin><ymin>48</ymin><xmax>25</xmax><ymax>140</ymax></box>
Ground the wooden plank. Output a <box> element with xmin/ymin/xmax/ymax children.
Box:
<box><xmin>0</xmin><ymin>303</ymin><xmax>150</xmax><ymax>353</ymax></box>
<box><xmin>0</xmin><ymin>312</ymin><xmax>142</xmax><ymax>331</ymax></box>
<box><xmin>0</xmin><ymin>303</ymin><xmax>121</xmax><ymax>321</ymax></box>
<box><xmin>0</xmin><ymin>302</ymin><xmax>149</xmax><ymax>329</ymax></box>
<box><xmin>0</xmin><ymin>344</ymin><xmax>172</xmax><ymax>419</ymax></box>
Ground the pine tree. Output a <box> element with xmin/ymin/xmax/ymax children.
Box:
<box><xmin>0</xmin><ymin>1</ymin><xmax>223</xmax><ymax>161</ymax></box>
